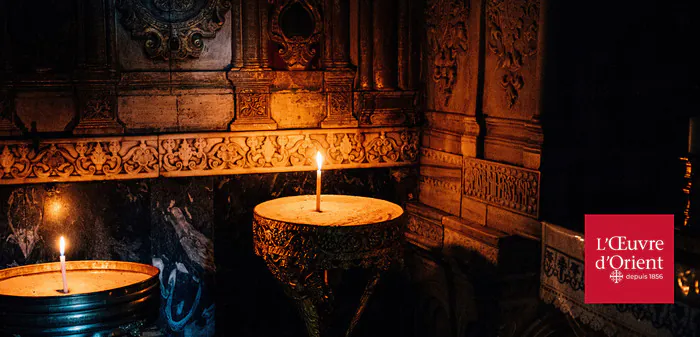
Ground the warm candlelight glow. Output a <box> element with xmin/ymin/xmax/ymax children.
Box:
<box><xmin>316</xmin><ymin>151</ymin><xmax>323</xmax><ymax>170</ymax></box>
<box><xmin>48</xmin><ymin>198</ymin><xmax>63</xmax><ymax>218</ymax></box>
<box><xmin>59</xmin><ymin>236</ymin><xmax>65</xmax><ymax>256</ymax></box>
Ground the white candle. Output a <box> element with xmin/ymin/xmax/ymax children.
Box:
<box><xmin>59</xmin><ymin>236</ymin><xmax>68</xmax><ymax>293</ymax></box>
<box><xmin>316</xmin><ymin>151</ymin><xmax>323</xmax><ymax>212</ymax></box>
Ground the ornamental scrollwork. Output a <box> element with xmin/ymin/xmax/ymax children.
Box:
<box><xmin>0</xmin><ymin>127</ymin><xmax>418</xmax><ymax>184</ymax></box>
<box><xmin>269</xmin><ymin>0</ymin><xmax>322</xmax><ymax>70</ymax></box>
<box><xmin>426</xmin><ymin>0</ymin><xmax>469</xmax><ymax>105</ymax></box>
<box><xmin>486</xmin><ymin>0</ymin><xmax>540</xmax><ymax>108</ymax></box>
<box><xmin>117</xmin><ymin>0</ymin><xmax>231</xmax><ymax>60</ymax></box>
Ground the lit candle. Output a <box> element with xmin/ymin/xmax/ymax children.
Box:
<box><xmin>59</xmin><ymin>236</ymin><xmax>68</xmax><ymax>293</ymax></box>
<box><xmin>316</xmin><ymin>151</ymin><xmax>323</xmax><ymax>212</ymax></box>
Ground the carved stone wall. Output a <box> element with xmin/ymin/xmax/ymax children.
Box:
<box><xmin>419</xmin><ymin>0</ymin><xmax>545</xmax><ymax>241</ymax></box>
<box><xmin>0</xmin><ymin>0</ymin><xmax>422</xmax><ymax>162</ymax></box>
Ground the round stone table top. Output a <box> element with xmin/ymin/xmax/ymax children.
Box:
<box><xmin>253</xmin><ymin>194</ymin><xmax>404</xmax><ymax>227</ymax></box>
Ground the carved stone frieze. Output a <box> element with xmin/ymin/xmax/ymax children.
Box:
<box><xmin>0</xmin><ymin>127</ymin><xmax>418</xmax><ymax>184</ymax></box>
<box><xmin>406</xmin><ymin>212</ymin><xmax>444</xmax><ymax>251</ymax></box>
<box><xmin>463</xmin><ymin>158</ymin><xmax>540</xmax><ymax>217</ymax></box>
<box><xmin>486</xmin><ymin>0</ymin><xmax>540</xmax><ymax>108</ymax></box>
<box><xmin>421</xmin><ymin>176</ymin><xmax>460</xmax><ymax>194</ymax></box>
<box><xmin>159</xmin><ymin>128</ymin><xmax>419</xmax><ymax>177</ymax></box>
<box><xmin>421</xmin><ymin>147</ymin><xmax>462</xmax><ymax>167</ymax></box>
<box><xmin>425</xmin><ymin>0</ymin><xmax>469</xmax><ymax>105</ymax></box>
<box><xmin>269</xmin><ymin>0</ymin><xmax>323</xmax><ymax>70</ymax></box>
<box><xmin>117</xmin><ymin>0</ymin><xmax>231</xmax><ymax>60</ymax></box>
<box><xmin>0</xmin><ymin>137</ymin><xmax>159</xmax><ymax>183</ymax></box>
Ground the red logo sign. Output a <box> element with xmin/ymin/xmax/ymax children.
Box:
<box><xmin>584</xmin><ymin>214</ymin><xmax>674</xmax><ymax>304</ymax></box>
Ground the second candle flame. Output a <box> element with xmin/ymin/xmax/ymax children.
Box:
<box><xmin>59</xmin><ymin>236</ymin><xmax>65</xmax><ymax>256</ymax></box>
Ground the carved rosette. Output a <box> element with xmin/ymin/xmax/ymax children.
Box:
<box><xmin>463</xmin><ymin>158</ymin><xmax>540</xmax><ymax>217</ymax></box>
<box><xmin>269</xmin><ymin>0</ymin><xmax>322</xmax><ymax>70</ymax></box>
<box><xmin>425</xmin><ymin>0</ymin><xmax>469</xmax><ymax>105</ymax></box>
<box><xmin>486</xmin><ymin>0</ymin><xmax>540</xmax><ymax>108</ymax></box>
<box><xmin>117</xmin><ymin>0</ymin><xmax>231</xmax><ymax>60</ymax></box>
<box><xmin>237</xmin><ymin>93</ymin><xmax>268</xmax><ymax>118</ymax></box>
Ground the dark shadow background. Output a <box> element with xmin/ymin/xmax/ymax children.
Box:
<box><xmin>540</xmin><ymin>0</ymin><xmax>700</xmax><ymax>231</ymax></box>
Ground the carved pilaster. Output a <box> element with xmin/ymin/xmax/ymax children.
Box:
<box><xmin>322</xmin><ymin>0</ymin><xmax>351</xmax><ymax>69</ymax></box>
<box><xmin>397</xmin><ymin>0</ymin><xmax>410</xmax><ymax>90</ymax></box>
<box><xmin>73</xmin><ymin>88</ymin><xmax>124</xmax><ymax>135</ymax></box>
<box><xmin>228</xmin><ymin>71</ymin><xmax>276</xmax><ymax>130</ymax></box>
<box><xmin>321</xmin><ymin>70</ymin><xmax>356</xmax><ymax>128</ymax></box>
<box><xmin>242</xmin><ymin>0</ymin><xmax>263</xmax><ymax>68</ymax></box>
<box><xmin>372</xmin><ymin>0</ymin><xmax>398</xmax><ymax>90</ymax></box>
<box><xmin>354</xmin><ymin>91</ymin><xmax>418</xmax><ymax>127</ymax></box>
<box><xmin>231</xmin><ymin>0</ymin><xmax>244</xmax><ymax>69</ymax></box>
<box><xmin>358</xmin><ymin>0</ymin><xmax>373</xmax><ymax>90</ymax></box>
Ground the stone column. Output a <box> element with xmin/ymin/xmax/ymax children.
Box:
<box><xmin>322</xmin><ymin>0</ymin><xmax>351</xmax><ymax>69</ymax></box>
<box><xmin>242</xmin><ymin>0</ymin><xmax>263</xmax><ymax>68</ymax></box>
<box><xmin>231</xmin><ymin>0</ymin><xmax>244</xmax><ymax>69</ymax></box>
<box><xmin>372</xmin><ymin>0</ymin><xmax>397</xmax><ymax>90</ymax></box>
<box><xmin>358</xmin><ymin>0</ymin><xmax>373</xmax><ymax>90</ymax></box>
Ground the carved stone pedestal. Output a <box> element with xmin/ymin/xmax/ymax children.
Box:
<box><xmin>253</xmin><ymin>195</ymin><xmax>405</xmax><ymax>337</ymax></box>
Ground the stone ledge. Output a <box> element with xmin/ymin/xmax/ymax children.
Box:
<box><xmin>0</xmin><ymin>127</ymin><xmax>419</xmax><ymax>185</ymax></box>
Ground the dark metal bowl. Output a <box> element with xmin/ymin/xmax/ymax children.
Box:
<box><xmin>0</xmin><ymin>260</ymin><xmax>160</xmax><ymax>337</ymax></box>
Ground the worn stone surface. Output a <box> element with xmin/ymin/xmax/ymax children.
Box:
<box><xmin>119</xmin><ymin>96</ymin><xmax>178</xmax><ymax>131</ymax></box>
<box><xmin>15</xmin><ymin>92</ymin><xmax>74</xmax><ymax>133</ymax></box>
<box><xmin>269</xmin><ymin>92</ymin><xmax>326</xmax><ymax>129</ymax></box>
<box><xmin>176</xmin><ymin>94</ymin><xmax>233</xmax><ymax>130</ymax></box>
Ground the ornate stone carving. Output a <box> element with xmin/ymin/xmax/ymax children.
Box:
<box><xmin>463</xmin><ymin>158</ymin><xmax>540</xmax><ymax>217</ymax></box>
<box><xmin>237</xmin><ymin>93</ymin><xmax>268</xmax><ymax>118</ymax></box>
<box><xmin>486</xmin><ymin>0</ymin><xmax>540</xmax><ymax>108</ymax></box>
<box><xmin>542</xmin><ymin>246</ymin><xmax>584</xmax><ymax>292</ymax></box>
<box><xmin>0</xmin><ymin>138</ymin><xmax>159</xmax><ymax>183</ymax></box>
<box><xmin>425</xmin><ymin>0</ymin><xmax>469</xmax><ymax>105</ymax></box>
<box><xmin>406</xmin><ymin>213</ymin><xmax>444</xmax><ymax>251</ymax></box>
<box><xmin>117</xmin><ymin>0</ymin><xmax>231</xmax><ymax>60</ymax></box>
<box><xmin>0</xmin><ymin>127</ymin><xmax>418</xmax><ymax>184</ymax></box>
<box><xmin>269</xmin><ymin>0</ymin><xmax>322</xmax><ymax>70</ymax></box>
<box><xmin>421</xmin><ymin>176</ymin><xmax>460</xmax><ymax>193</ymax></box>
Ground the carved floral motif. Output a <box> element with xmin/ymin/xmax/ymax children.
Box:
<box><xmin>486</xmin><ymin>0</ymin><xmax>540</xmax><ymax>108</ymax></box>
<box><xmin>0</xmin><ymin>128</ymin><xmax>418</xmax><ymax>184</ymax></box>
<box><xmin>238</xmin><ymin>93</ymin><xmax>268</xmax><ymax>118</ymax></box>
<box><xmin>0</xmin><ymin>139</ymin><xmax>158</xmax><ymax>183</ymax></box>
<box><xmin>463</xmin><ymin>158</ymin><xmax>540</xmax><ymax>217</ymax></box>
<box><xmin>426</xmin><ymin>0</ymin><xmax>469</xmax><ymax>105</ymax></box>
<box><xmin>117</xmin><ymin>0</ymin><xmax>231</xmax><ymax>60</ymax></box>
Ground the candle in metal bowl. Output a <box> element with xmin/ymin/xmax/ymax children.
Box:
<box><xmin>0</xmin><ymin>260</ymin><xmax>160</xmax><ymax>336</ymax></box>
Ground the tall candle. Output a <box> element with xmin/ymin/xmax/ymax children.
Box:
<box><xmin>59</xmin><ymin>236</ymin><xmax>68</xmax><ymax>293</ymax></box>
<box><xmin>316</xmin><ymin>151</ymin><xmax>323</xmax><ymax>212</ymax></box>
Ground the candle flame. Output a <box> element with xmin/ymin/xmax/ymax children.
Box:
<box><xmin>59</xmin><ymin>236</ymin><xmax>65</xmax><ymax>256</ymax></box>
<box><xmin>316</xmin><ymin>151</ymin><xmax>323</xmax><ymax>170</ymax></box>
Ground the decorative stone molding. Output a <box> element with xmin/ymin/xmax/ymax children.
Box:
<box><xmin>486</xmin><ymin>0</ymin><xmax>540</xmax><ymax>108</ymax></box>
<box><xmin>425</xmin><ymin>0</ymin><xmax>469</xmax><ymax>105</ymax></box>
<box><xmin>0</xmin><ymin>127</ymin><xmax>418</xmax><ymax>184</ymax></box>
<box><xmin>269</xmin><ymin>0</ymin><xmax>323</xmax><ymax>70</ymax></box>
<box><xmin>463</xmin><ymin>158</ymin><xmax>540</xmax><ymax>218</ymax></box>
<box><xmin>420</xmin><ymin>176</ymin><xmax>460</xmax><ymax>194</ymax></box>
<box><xmin>116</xmin><ymin>0</ymin><xmax>231</xmax><ymax>60</ymax></box>
<box><xmin>421</xmin><ymin>147</ymin><xmax>462</xmax><ymax>167</ymax></box>
<box><xmin>405</xmin><ymin>202</ymin><xmax>445</xmax><ymax>251</ymax></box>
